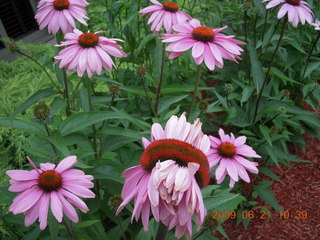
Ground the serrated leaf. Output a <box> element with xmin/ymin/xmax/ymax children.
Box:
<box><xmin>254</xmin><ymin>180</ymin><xmax>282</xmax><ymax>211</ymax></box>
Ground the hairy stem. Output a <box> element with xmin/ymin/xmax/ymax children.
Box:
<box><xmin>140</xmin><ymin>76</ymin><xmax>157</xmax><ymax>116</ymax></box>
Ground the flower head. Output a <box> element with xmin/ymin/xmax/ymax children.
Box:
<box><xmin>54</xmin><ymin>29</ymin><xmax>127</xmax><ymax>77</ymax></box>
<box><xmin>117</xmin><ymin>113</ymin><xmax>216</xmax><ymax>239</ymax></box>
<box><xmin>162</xmin><ymin>19</ymin><xmax>245</xmax><ymax>70</ymax></box>
<box><xmin>312</xmin><ymin>19</ymin><xmax>320</xmax><ymax>31</ymax></box>
<box><xmin>139</xmin><ymin>0</ymin><xmax>191</xmax><ymax>34</ymax></box>
<box><xmin>262</xmin><ymin>0</ymin><xmax>313</xmax><ymax>27</ymax></box>
<box><xmin>7</xmin><ymin>156</ymin><xmax>95</xmax><ymax>230</ymax></box>
<box><xmin>35</xmin><ymin>0</ymin><xmax>89</xmax><ymax>34</ymax></box>
<box><xmin>209</xmin><ymin>129</ymin><xmax>261</xmax><ymax>188</ymax></box>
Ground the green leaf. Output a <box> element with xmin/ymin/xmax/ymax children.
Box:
<box><xmin>270</xmin><ymin>67</ymin><xmax>300</xmax><ymax>84</ymax></box>
<box><xmin>284</xmin><ymin>37</ymin><xmax>306</xmax><ymax>54</ymax></box>
<box><xmin>10</xmin><ymin>88</ymin><xmax>57</xmax><ymax>117</ymax></box>
<box><xmin>304</xmin><ymin>61</ymin><xmax>320</xmax><ymax>79</ymax></box>
<box><xmin>158</xmin><ymin>94</ymin><xmax>188</xmax><ymax>114</ymax></box>
<box><xmin>241</xmin><ymin>86</ymin><xmax>254</xmax><ymax>103</ymax></box>
<box><xmin>204</xmin><ymin>189</ymin><xmax>245</xmax><ymax>211</ymax></box>
<box><xmin>248</xmin><ymin>43</ymin><xmax>265</xmax><ymax>93</ymax></box>
<box><xmin>259</xmin><ymin>167</ymin><xmax>282</xmax><ymax>182</ymax></box>
<box><xmin>254</xmin><ymin>180</ymin><xmax>282</xmax><ymax>211</ymax></box>
<box><xmin>135</xmin><ymin>34</ymin><xmax>155</xmax><ymax>55</ymax></box>
<box><xmin>101</xmin><ymin>126</ymin><xmax>148</xmax><ymax>140</ymax></box>
<box><xmin>75</xmin><ymin>220</ymin><xmax>101</xmax><ymax>228</ymax></box>
<box><xmin>0</xmin><ymin>118</ymin><xmax>46</xmax><ymax>136</ymax></box>
<box><xmin>265</xmin><ymin>145</ymin><xmax>278</xmax><ymax>165</ymax></box>
<box><xmin>48</xmin><ymin>212</ymin><xmax>59</xmax><ymax>240</ymax></box>
<box><xmin>259</xmin><ymin>125</ymin><xmax>272</xmax><ymax>146</ymax></box>
<box><xmin>46</xmin><ymin>130</ymin><xmax>70</xmax><ymax>157</ymax></box>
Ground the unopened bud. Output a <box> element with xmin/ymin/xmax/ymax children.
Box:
<box><xmin>199</xmin><ymin>100</ymin><xmax>208</xmax><ymax>111</ymax></box>
<box><xmin>136</xmin><ymin>65</ymin><xmax>148</xmax><ymax>76</ymax></box>
<box><xmin>108</xmin><ymin>195</ymin><xmax>123</xmax><ymax>210</ymax></box>
<box><xmin>224</xmin><ymin>83</ymin><xmax>234</xmax><ymax>93</ymax></box>
<box><xmin>270</xmin><ymin>126</ymin><xmax>278</xmax><ymax>134</ymax></box>
<box><xmin>277</xmin><ymin>107</ymin><xmax>286</xmax><ymax>114</ymax></box>
<box><xmin>108</xmin><ymin>85</ymin><xmax>120</xmax><ymax>94</ymax></box>
<box><xmin>33</xmin><ymin>102</ymin><xmax>50</xmax><ymax>120</ymax></box>
<box><xmin>243</xmin><ymin>1</ymin><xmax>252</xmax><ymax>8</ymax></box>
<box><xmin>8</xmin><ymin>41</ymin><xmax>18</xmax><ymax>53</ymax></box>
<box><xmin>282</xmin><ymin>89</ymin><xmax>290</xmax><ymax>96</ymax></box>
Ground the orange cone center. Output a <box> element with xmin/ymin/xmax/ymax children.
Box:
<box><xmin>285</xmin><ymin>0</ymin><xmax>300</xmax><ymax>6</ymax></box>
<box><xmin>78</xmin><ymin>33</ymin><xmax>99</xmax><ymax>48</ymax></box>
<box><xmin>163</xmin><ymin>2</ymin><xmax>179</xmax><ymax>12</ymax></box>
<box><xmin>140</xmin><ymin>139</ymin><xmax>210</xmax><ymax>188</ymax></box>
<box><xmin>218</xmin><ymin>142</ymin><xmax>236</xmax><ymax>158</ymax></box>
<box><xmin>192</xmin><ymin>26</ymin><xmax>215</xmax><ymax>43</ymax></box>
<box><xmin>38</xmin><ymin>170</ymin><xmax>62</xmax><ymax>192</ymax></box>
<box><xmin>53</xmin><ymin>0</ymin><xmax>70</xmax><ymax>10</ymax></box>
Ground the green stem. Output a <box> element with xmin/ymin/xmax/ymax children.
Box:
<box><xmin>156</xmin><ymin>222</ymin><xmax>168</xmax><ymax>240</ymax></box>
<box><xmin>140</xmin><ymin>76</ymin><xmax>157</xmax><ymax>116</ymax></box>
<box><xmin>98</xmin><ymin>93</ymin><xmax>116</xmax><ymax>158</ymax></box>
<box><xmin>259</xmin><ymin>9</ymin><xmax>268</xmax><ymax>56</ymax></box>
<box><xmin>192</xmin><ymin>228</ymin><xmax>206</xmax><ymax>240</ymax></box>
<box><xmin>62</xmin><ymin>218</ymin><xmax>75</xmax><ymax>239</ymax></box>
<box><xmin>260</xmin><ymin>19</ymin><xmax>280</xmax><ymax>60</ymax></box>
<box><xmin>86</xmin><ymin>76</ymin><xmax>98</xmax><ymax>158</ymax></box>
<box><xmin>63</xmin><ymin>70</ymin><xmax>72</xmax><ymax>116</ymax></box>
<box><xmin>117</xmin><ymin>215</ymin><xmax>127</xmax><ymax>240</ymax></box>
<box><xmin>43</xmin><ymin>122</ymin><xmax>59</xmax><ymax>158</ymax></box>
<box><xmin>190</xmin><ymin>0</ymin><xmax>198</xmax><ymax>16</ymax></box>
<box><xmin>155</xmin><ymin>44</ymin><xmax>166</xmax><ymax>117</ymax></box>
<box><xmin>187</xmin><ymin>65</ymin><xmax>202</xmax><ymax>120</ymax></box>
<box><xmin>252</xmin><ymin>18</ymin><xmax>287</xmax><ymax>123</ymax></box>
<box><xmin>16</xmin><ymin>50</ymin><xmax>62</xmax><ymax>94</ymax></box>
<box><xmin>70</xmin><ymin>77</ymin><xmax>83</xmax><ymax>105</ymax></box>
<box><xmin>253</xmin><ymin>12</ymin><xmax>258</xmax><ymax>46</ymax></box>
<box><xmin>300</xmin><ymin>31</ymin><xmax>320</xmax><ymax>82</ymax></box>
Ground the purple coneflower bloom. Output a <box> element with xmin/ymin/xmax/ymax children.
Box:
<box><xmin>35</xmin><ymin>0</ymin><xmax>89</xmax><ymax>34</ymax></box>
<box><xmin>117</xmin><ymin>113</ymin><xmax>215</xmax><ymax>239</ymax></box>
<box><xmin>7</xmin><ymin>156</ymin><xmax>95</xmax><ymax>230</ymax></box>
<box><xmin>262</xmin><ymin>0</ymin><xmax>313</xmax><ymax>27</ymax></box>
<box><xmin>162</xmin><ymin>18</ymin><xmax>245</xmax><ymax>70</ymax></box>
<box><xmin>139</xmin><ymin>0</ymin><xmax>191</xmax><ymax>34</ymax></box>
<box><xmin>54</xmin><ymin>29</ymin><xmax>127</xmax><ymax>77</ymax></box>
<box><xmin>209</xmin><ymin>129</ymin><xmax>261</xmax><ymax>188</ymax></box>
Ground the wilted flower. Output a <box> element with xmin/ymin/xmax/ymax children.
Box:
<box><xmin>139</xmin><ymin>0</ymin><xmax>191</xmax><ymax>34</ymax></box>
<box><xmin>35</xmin><ymin>0</ymin><xmax>89</xmax><ymax>34</ymax></box>
<box><xmin>117</xmin><ymin>113</ymin><xmax>216</xmax><ymax>239</ymax></box>
<box><xmin>162</xmin><ymin>19</ymin><xmax>245</xmax><ymax>70</ymax></box>
<box><xmin>262</xmin><ymin>0</ymin><xmax>313</xmax><ymax>27</ymax></box>
<box><xmin>209</xmin><ymin>129</ymin><xmax>261</xmax><ymax>188</ymax></box>
<box><xmin>7</xmin><ymin>156</ymin><xmax>95</xmax><ymax>230</ymax></box>
<box><xmin>54</xmin><ymin>29</ymin><xmax>127</xmax><ymax>77</ymax></box>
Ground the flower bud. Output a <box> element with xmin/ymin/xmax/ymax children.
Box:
<box><xmin>108</xmin><ymin>85</ymin><xmax>120</xmax><ymax>94</ymax></box>
<box><xmin>136</xmin><ymin>65</ymin><xmax>148</xmax><ymax>76</ymax></box>
<box><xmin>224</xmin><ymin>83</ymin><xmax>234</xmax><ymax>93</ymax></box>
<box><xmin>282</xmin><ymin>89</ymin><xmax>290</xmax><ymax>96</ymax></box>
<box><xmin>270</xmin><ymin>126</ymin><xmax>279</xmax><ymax>134</ymax></box>
<box><xmin>8</xmin><ymin>41</ymin><xmax>18</xmax><ymax>53</ymax></box>
<box><xmin>108</xmin><ymin>195</ymin><xmax>123</xmax><ymax>210</ymax></box>
<box><xmin>277</xmin><ymin>107</ymin><xmax>286</xmax><ymax>114</ymax></box>
<box><xmin>199</xmin><ymin>100</ymin><xmax>208</xmax><ymax>111</ymax></box>
<box><xmin>33</xmin><ymin>102</ymin><xmax>50</xmax><ymax>120</ymax></box>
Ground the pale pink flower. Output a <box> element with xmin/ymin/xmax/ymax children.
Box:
<box><xmin>139</xmin><ymin>0</ymin><xmax>191</xmax><ymax>34</ymax></box>
<box><xmin>54</xmin><ymin>29</ymin><xmax>127</xmax><ymax>77</ymax></box>
<box><xmin>262</xmin><ymin>0</ymin><xmax>313</xmax><ymax>27</ymax></box>
<box><xmin>162</xmin><ymin>18</ymin><xmax>245</xmax><ymax>70</ymax></box>
<box><xmin>117</xmin><ymin>113</ymin><xmax>216</xmax><ymax>239</ymax></box>
<box><xmin>208</xmin><ymin>129</ymin><xmax>261</xmax><ymax>188</ymax></box>
<box><xmin>35</xmin><ymin>0</ymin><xmax>89</xmax><ymax>34</ymax></box>
<box><xmin>7</xmin><ymin>156</ymin><xmax>95</xmax><ymax>230</ymax></box>
<box><xmin>312</xmin><ymin>19</ymin><xmax>320</xmax><ymax>31</ymax></box>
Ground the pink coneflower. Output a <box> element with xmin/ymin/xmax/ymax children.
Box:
<box><xmin>7</xmin><ymin>156</ymin><xmax>95</xmax><ymax>230</ymax></box>
<box><xmin>139</xmin><ymin>0</ymin><xmax>191</xmax><ymax>34</ymax></box>
<box><xmin>116</xmin><ymin>113</ymin><xmax>215</xmax><ymax>239</ymax></box>
<box><xmin>262</xmin><ymin>0</ymin><xmax>313</xmax><ymax>27</ymax></box>
<box><xmin>162</xmin><ymin>19</ymin><xmax>245</xmax><ymax>70</ymax></box>
<box><xmin>54</xmin><ymin>29</ymin><xmax>127</xmax><ymax>77</ymax></box>
<box><xmin>208</xmin><ymin>129</ymin><xmax>261</xmax><ymax>188</ymax></box>
<box><xmin>35</xmin><ymin>0</ymin><xmax>89</xmax><ymax>34</ymax></box>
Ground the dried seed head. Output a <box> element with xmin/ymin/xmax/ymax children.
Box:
<box><xmin>136</xmin><ymin>65</ymin><xmax>148</xmax><ymax>76</ymax></box>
